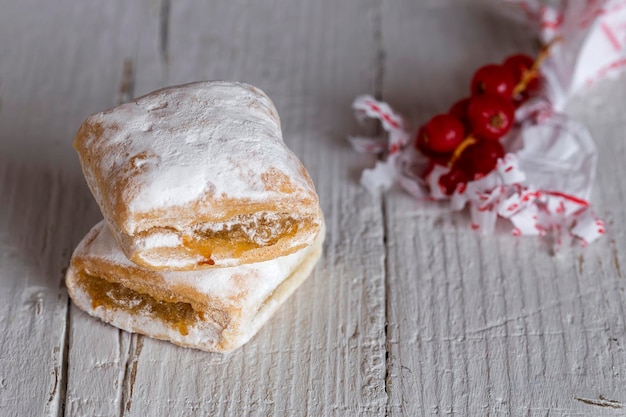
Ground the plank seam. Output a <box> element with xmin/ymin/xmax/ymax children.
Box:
<box><xmin>374</xmin><ymin>0</ymin><xmax>391</xmax><ymax>414</ymax></box>
<box><xmin>372</xmin><ymin>0</ymin><xmax>384</xmax><ymax>101</ymax></box>
<box><xmin>119</xmin><ymin>334</ymin><xmax>144</xmax><ymax>417</ymax></box>
<box><xmin>44</xmin><ymin>169</ymin><xmax>71</xmax><ymax>417</ymax></box>
<box><xmin>115</xmin><ymin>331</ymin><xmax>130</xmax><ymax>417</ymax></box>
<box><xmin>117</xmin><ymin>59</ymin><xmax>135</xmax><ymax>105</ymax></box>
<box><xmin>382</xmin><ymin>198</ymin><xmax>392</xmax><ymax>417</ymax></box>
<box><xmin>159</xmin><ymin>0</ymin><xmax>170</xmax><ymax>85</ymax></box>
<box><xmin>59</xmin><ymin>297</ymin><xmax>71</xmax><ymax>417</ymax></box>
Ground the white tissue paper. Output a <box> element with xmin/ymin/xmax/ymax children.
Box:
<box><xmin>349</xmin><ymin>0</ymin><xmax>625</xmax><ymax>247</ymax></box>
<box><xmin>504</xmin><ymin>0</ymin><xmax>626</xmax><ymax>110</ymax></box>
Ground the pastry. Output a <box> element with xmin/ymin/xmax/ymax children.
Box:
<box><xmin>66</xmin><ymin>220</ymin><xmax>325</xmax><ymax>352</ymax></box>
<box><xmin>74</xmin><ymin>81</ymin><xmax>323</xmax><ymax>270</ymax></box>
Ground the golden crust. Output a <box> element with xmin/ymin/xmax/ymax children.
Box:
<box><xmin>74</xmin><ymin>81</ymin><xmax>322</xmax><ymax>270</ymax></box>
<box><xmin>122</xmin><ymin>206</ymin><xmax>323</xmax><ymax>271</ymax></box>
<box><xmin>65</xmin><ymin>221</ymin><xmax>325</xmax><ymax>352</ymax></box>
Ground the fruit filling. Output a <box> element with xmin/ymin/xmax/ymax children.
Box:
<box><xmin>180</xmin><ymin>212</ymin><xmax>302</xmax><ymax>261</ymax></box>
<box><xmin>194</xmin><ymin>212</ymin><xmax>300</xmax><ymax>247</ymax></box>
<box><xmin>76</xmin><ymin>272</ymin><xmax>199</xmax><ymax>336</ymax></box>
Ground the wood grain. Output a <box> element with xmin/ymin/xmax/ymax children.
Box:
<box><xmin>64</xmin><ymin>0</ymin><xmax>388</xmax><ymax>416</ymax></box>
<box><xmin>0</xmin><ymin>159</ymin><xmax>100</xmax><ymax>417</ymax></box>
<box><xmin>380</xmin><ymin>2</ymin><xmax>626</xmax><ymax>416</ymax></box>
<box><xmin>1</xmin><ymin>0</ymin><xmax>626</xmax><ymax>416</ymax></box>
<box><xmin>0</xmin><ymin>0</ymin><xmax>161</xmax><ymax>175</ymax></box>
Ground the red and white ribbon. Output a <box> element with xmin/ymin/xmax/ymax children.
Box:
<box><xmin>348</xmin><ymin>96</ymin><xmax>415</xmax><ymax>195</ymax></box>
<box><xmin>504</xmin><ymin>0</ymin><xmax>626</xmax><ymax>110</ymax></box>
<box><xmin>347</xmin><ymin>0</ymin><xmax>626</xmax><ymax>247</ymax></box>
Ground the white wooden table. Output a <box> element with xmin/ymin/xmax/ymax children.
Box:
<box><xmin>2</xmin><ymin>1</ymin><xmax>626</xmax><ymax>416</ymax></box>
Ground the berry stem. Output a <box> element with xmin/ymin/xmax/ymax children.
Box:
<box><xmin>448</xmin><ymin>136</ymin><xmax>477</xmax><ymax>167</ymax></box>
<box><xmin>512</xmin><ymin>36</ymin><xmax>562</xmax><ymax>97</ymax></box>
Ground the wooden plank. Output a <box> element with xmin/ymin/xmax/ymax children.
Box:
<box><xmin>65</xmin><ymin>311</ymin><xmax>134</xmax><ymax>417</ymax></box>
<box><xmin>0</xmin><ymin>158</ymin><xmax>100</xmax><ymax>417</ymax></box>
<box><xmin>0</xmin><ymin>0</ymin><xmax>160</xmax><ymax>175</ymax></box>
<box><xmin>61</xmin><ymin>0</ymin><xmax>388</xmax><ymax>416</ymax></box>
<box><xmin>124</xmin><ymin>1</ymin><xmax>388</xmax><ymax>415</ymax></box>
<box><xmin>563</xmin><ymin>76</ymin><xmax>626</xmax><ymax>414</ymax></box>
<box><xmin>8</xmin><ymin>0</ymin><xmax>625</xmax><ymax>415</ymax></box>
<box><xmin>380</xmin><ymin>2</ymin><xmax>626</xmax><ymax>416</ymax></box>
<box><xmin>54</xmin><ymin>2</ymin><xmax>165</xmax><ymax>416</ymax></box>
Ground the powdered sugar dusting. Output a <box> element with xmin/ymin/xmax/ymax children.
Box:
<box><xmin>79</xmin><ymin>221</ymin><xmax>311</xmax><ymax>306</ymax></box>
<box><xmin>78</xmin><ymin>81</ymin><xmax>315</xmax><ymax>233</ymax></box>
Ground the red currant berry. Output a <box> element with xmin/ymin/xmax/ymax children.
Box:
<box><xmin>415</xmin><ymin>127</ymin><xmax>431</xmax><ymax>154</ymax></box>
<box><xmin>467</xmin><ymin>94</ymin><xmax>515</xmax><ymax>141</ymax></box>
<box><xmin>471</xmin><ymin>64</ymin><xmax>516</xmax><ymax>98</ymax></box>
<box><xmin>419</xmin><ymin>114</ymin><xmax>465</xmax><ymax>154</ymax></box>
<box><xmin>439</xmin><ymin>168</ymin><xmax>470</xmax><ymax>195</ymax></box>
<box><xmin>503</xmin><ymin>54</ymin><xmax>535</xmax><ymax>84</ymax></box>
<box><xmin>448</xmin><ymin>97</ymin><xmax>471</xmax><ymax>126</ymax></box>
<box><xmin>415</xmin><ymin>129</ymin><xmax>451</xmax><ymax>166</ymax></box>
<box><xmin>456</xmin><ymin>140</ymin><xmax>504</xmax><ymax>180</ymax></box>
<box><xmin>526</xmin><ymin>76</ymin><xmax>542</xmax><ymax>94</ymax></box>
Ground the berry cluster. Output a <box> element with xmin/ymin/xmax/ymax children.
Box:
<box><xmin>416</xmin><ymin>53</ymin><xmax>541</xmax><ymax>195</ymax></box>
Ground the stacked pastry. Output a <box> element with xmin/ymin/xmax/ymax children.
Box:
<box><xmin>66</xmin><ymin>82</ymin><xmax>325</xmax><ymax>352</ymax></box>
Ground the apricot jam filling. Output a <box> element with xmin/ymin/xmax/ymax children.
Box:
<box><xmin>182</xmin><ymin>213</ymin><xmax>302</xmax><ymax>259</ymax></box>
<box><xmin>76</xmin><ymin>272</ymin><xmax>198</xmax><ymax>336</ymax></box>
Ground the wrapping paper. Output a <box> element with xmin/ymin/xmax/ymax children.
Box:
<box><xmin>505</xmin><ymin>0</ymin><xmax>626</xmax><ymax>109</ymax></box>
<box><xmin>349</xmin><ymin>0</ymin><xmax>625</xmax><ymax>246</ymax></box>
